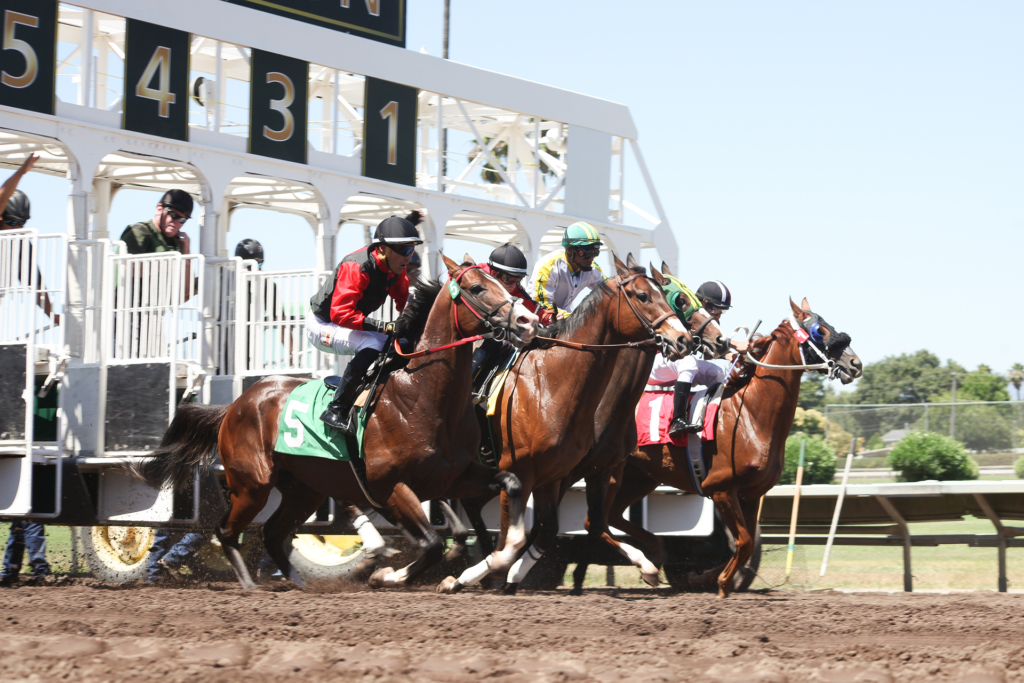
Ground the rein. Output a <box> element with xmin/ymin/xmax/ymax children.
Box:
<box><xmin>392</xmin><ymin>333</ymin><xmax>494</xmax><ymax>359</ymax></box>
<box><xmin>743</xmin><ymin>317</ymin><xmax>838</xmax><ymax>378</ymax></box>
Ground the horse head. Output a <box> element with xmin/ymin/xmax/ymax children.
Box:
<box><xmin>654</xmin><ymin>261</ymin><xmax>730</xmax><ymax>358</ymax></box>
<box><xmin>443</xmin><ymin>252</ymin><xmax>539</xmax><ymax>347</ymax></box>
<box><xmin>790</xmin><ymin>297</ymin><xmax>862</xmax><ymax>385</ymax></box>
<box><xmin>614</xmin><ymin>253</ymin><xmax>693</xmax><ymax>359</ymax></box>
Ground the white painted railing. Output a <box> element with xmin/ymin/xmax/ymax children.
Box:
<box><xmin>0</xmin><ymin>229</ymin><xmax>66</xmax><ymax>347</ymax></box>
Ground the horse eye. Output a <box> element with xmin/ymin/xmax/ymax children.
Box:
<box><xmin>636</xmin><ymin>291</ymin><xmax>649</xmax><ymax>303</ymax></box>
<box><xmin>471</xmin><ymin>285</ymin><xmax>484</xmax><ymax>294</ymax></box>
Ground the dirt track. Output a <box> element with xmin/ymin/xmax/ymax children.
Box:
<box><xmin>1</xmin><ymin>581</ymin><xmax>1022</xmax><ymax>682</ymax></box>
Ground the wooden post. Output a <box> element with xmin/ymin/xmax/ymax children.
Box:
<box><xmin>875</xmin><ymin>495</ymin><xmax>913</xmax><ymax>592</ymax></box>
<box><xmin>820</xmin><ymin>437</ymin><xmax>856</xmax><ymax>577</ymax></box>
<box><xmin>784</xmin><ymin>438</ymin><xmax>806</xmax><ymax>582</ymax></box>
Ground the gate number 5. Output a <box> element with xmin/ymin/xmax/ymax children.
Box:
<box><xmin>283</xmin><ymin>400</ymin><xmax>309</xmax><ymax>448</ymax></box>
<box><xmin>2</xmin><ymin>11</ymin><xmax>39</xmax><ymax>89</ymax></box>
<box><xmin>380</xmin><ymin>100</ymin><xmax>398</xmax><ymax>165</ymax></box>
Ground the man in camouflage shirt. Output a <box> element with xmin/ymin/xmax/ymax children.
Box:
<box><xmin>120</xmin><ymin>189</ymin><xmax>193</xmax><ymax>255</ymax></box>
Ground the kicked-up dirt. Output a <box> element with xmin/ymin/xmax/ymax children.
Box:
<box><xmin>1</xmin><ymin>580</ymin><xmax>1022</xmax><ymax>682</ymax></box>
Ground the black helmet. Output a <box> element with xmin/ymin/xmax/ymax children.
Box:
<box><xmin>3</xmin><ymin>189</ymin><xmax>30</xmax><ymax>223</ymax></box>
<box><xmin>696</xmin><ymin>281</ymin><xmax>732</xmax><ymax>310</ymax></box>
<box><xmin>159</xmin><ymin>189</ymin><xmax>194</xmax><ymax>217</ymax></box>
<box><xmin>488</xmin><ymin>243</ymin><xmax>528</xmax><ymax>278</ymax></box>
<box><xmin>235</xmin><ymin>238</ymin><xmax>264</xmax><ymax>264</ymax></box>
<box><xmin>371</xmin><ymin>215</ymin><xmax>422</xmax><ymax>249</ymax></box>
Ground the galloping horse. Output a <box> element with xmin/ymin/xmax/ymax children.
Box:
<box><xmin>440</xmin><ymin>254</ymin><xmax>693</xmax><ymax>594</ymax></box>
<box><xmin>467</xmin><ymin>262</ymin><xmax>731</xmax><ymax>591</ymax></box>
<box><xmin>600</xmin><ymin>298</ymin><xmax>861</xmax><ymax>597</ymax></box>
<box><xmin>138</xmin><ymin>254</ymin><xmax>539</xmax><ymax>589</ymax></box>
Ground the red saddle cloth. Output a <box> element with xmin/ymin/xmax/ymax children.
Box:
<box><xmin>635</xmin><ymin>390</ymin><xmax>719</xmax><ymax>447</ymax></box>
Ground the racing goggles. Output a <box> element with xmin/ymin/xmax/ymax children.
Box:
<box><xmin>495</xmin><ymin>271</ymin><xmax>524</xmax><ymax>287</ymax></box>
<box><xmin>3</xmin><ymin>218</ymin><xmax>27</xmax><ymax>227</ymax></box>
<box><xmin>575</xmin><ymin>245</ymin><xmax>601</xmax><ymax>258</ymax></box>
<box><xmin>389</xmin><ymin>243</ymin><xmax>417</xmax><ymax>257</ymax></box>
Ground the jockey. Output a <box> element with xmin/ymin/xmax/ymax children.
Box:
<box><xmin>656</xmin><ymin>280</ymin><xmax>749</xmax><ymax>438</ymax></box>
<box><xmin>472</xmin><ymin>243</ymin><xmax>545</xmax><ymax>378</ymax></box>
<box><xmin>527</xmin><ymin>221</ymin><xmax>605</xmax><ymax>320</ymax></box>
<box><xmin>306</xmin><ymin>215</ymin><xmax>421</xmax><ymax>433</ymax></box>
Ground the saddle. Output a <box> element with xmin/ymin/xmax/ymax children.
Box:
<box><xmin>473</xmin><ymin>344</ymin><xmax>520</xmax><ymax>468</ymax></box>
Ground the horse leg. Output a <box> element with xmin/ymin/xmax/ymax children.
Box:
<box><xmin>262</xmin><ymin>471</ymin><xmax>325</xmax><ymax>588</ymax></box>
<box><xmin>460</xmin><ymin>493</ymin><xmax>497</xmax><ymax>557</ymax></box>
<box><xmin>367</xmin><ymin>482</ymin><xmax>445</xmax><ymax>588</ymax></box>
<box><xmin>605</xmin><ymin>462</ymin><xmax>665</xmax><ymax>568</ymax></box>
<box><xmin>339</xmin><ymin>502</ymin><xmax>388</xmax><ymax>559</ymax></box>
<box><xmin>437</xmin><ymin>500</ymin><xmax>469</xmax><ymax>564</ymax></box>
<box><xmin>216</xmin><ymin>476</ymin><xmax>274</xmax><ymax>590</ymax></box>
<box><xmin>502</xmin><ymin>480</ymin><xmax>559</xmax><ymax>594</ymax></box>
<box><xmin>437</xmin><ymin>465</ymin><xmax>528</xmax><ymax>594</ymax></box>
<box><xmin>713</xmin><ymin>488</ymin><xmax>753</xmax><ymax>599</ymax></box>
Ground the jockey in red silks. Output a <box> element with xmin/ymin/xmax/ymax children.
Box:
<box><xmin>306</xmin><ymin>214</ymin><xmax>422</xmax><ymax>433</ymax></box>
<box><xmin>471</xmin><ymin>243</ymin><xmax>549</xmax><ymax>379</ymax></box>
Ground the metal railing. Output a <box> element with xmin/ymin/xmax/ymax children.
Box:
<box><xmin>0</xmin><ymin>229</ymin><xmax>66</xmax><ymax>347</ymax></box>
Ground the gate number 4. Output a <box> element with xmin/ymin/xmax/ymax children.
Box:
<box><xmin>136</xmin><ymin>46</ymin><xmax>175</xmax><ymax>118</ymax></box>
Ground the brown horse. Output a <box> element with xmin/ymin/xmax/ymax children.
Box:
<box><xmin>439</xmin><ymin>255</ymin><xmax>693</xmax><ymax>594</ymax></box>
<box><xmin>601</xmin><ymin>298</ymin><xmax>861</xmax><ymax>597</ymax></box>
<box><xmin>138</xmin><ymin>254</ymin><xmax>539</xmax><ymax>589</ymax></box>
<box><xmin>464</xmin><ymin>262</ymin><xmax>731</xmax><ymax>591</ymax></box>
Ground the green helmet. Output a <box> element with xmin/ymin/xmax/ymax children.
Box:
<box><xmin>561</xmin><ymin>221</ymin><xmax>603</xmax><ymax>249</ymax></box>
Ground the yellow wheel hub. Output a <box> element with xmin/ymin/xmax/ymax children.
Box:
<box><xmin>91</xmin><ymin>526</ymin><xmax>154</xmax><ymax>568</ymax></box>
<box><xmin>291</xmin><ymin>534</ymin><xmax>363</xmax><ymax>566</ymax></box>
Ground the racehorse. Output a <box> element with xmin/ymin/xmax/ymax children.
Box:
<box><xmin>137</xmin><ymin>254</ymin><xmax>539</xmax><ymax>590</ymax></box>
<box><xmin>439</xmin><ymin>254</ymin><xmax>693</xmax><ymax>594</ymax></box>
<box><xmin>463</xmin><ymin>262</ymin><xmax>732</xmax><ymax>591</ymax></box>
<box><xmin>598</xmin><ymin>298</ymin><xmax>861</xmax><ymax>597</ymax></box>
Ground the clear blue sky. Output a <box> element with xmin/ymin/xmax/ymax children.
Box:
<box><xmin>15</xmin><ymin>1</ymin><xmax>1024</xmax><ymax>377</ymax></box>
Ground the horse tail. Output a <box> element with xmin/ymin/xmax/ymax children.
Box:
<box><xmin>132</xmin><ymin>403</ymin><xmax>229</xmax><ymax>491</ymax></box>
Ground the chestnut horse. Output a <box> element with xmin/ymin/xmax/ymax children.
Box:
<box><xmin>439</xmin><ymin>255</ymin><xmax>693</xmax><ymax>594</ymax></box>
<box><xmin>464</xmin><ymin>262</ymin><xmax>731</xmax><ymax>591</ymax></box>
<box><xmin>600</xmin><ymin>298</ymin><xmax>861</xmax><ymax>597</ymax></box>
<box><xmin>138</xmin><ymin>254</ymin><xmax>539</xmax><ymax>589</ymax></box>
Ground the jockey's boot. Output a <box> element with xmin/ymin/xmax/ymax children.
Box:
<box><xmin>472</xmin><ymin>346</ymin><xmax>489</xmax><ymax>379</ymax></box>
<box><xmin>667</xmin><ymin>381</ymin><xmax>702</xmax><ymax>437</ymax></box>
<box><xmin>320</xmin><ymin>348</ymin><xmax>378</xmax><ymax>433</ymax></box>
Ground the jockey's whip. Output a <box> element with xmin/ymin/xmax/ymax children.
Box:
<box><xmin>724</xmin><ymin>319</ymin><xmax>761</xmax><ymax>385</ymax></box>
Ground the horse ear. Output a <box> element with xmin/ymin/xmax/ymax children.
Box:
<box><xmin>463</xmin><ymin>253</ymin><xmax>475</xmax><ymax>266</ymax></box>
<box><xmin>625</xmin><ymin>252</ymin><xmax>640</xmax><ymax>270</ymax></box>
<box><xmin>801</xmin><ymin>297</ymin><xmax>812</xmax><ymax>312</ymax></box>
<box><xmin>613</xmin><ymin>253</ymin><xmax>630</xmax><ymax>277</ymax></box>
<box><xmin>660</xmin><ymin>261</ymin><xmax>674</xmax><ymax>277</ymax></box>
<box><xmin>790</xmin><ymin>297</ymin><xmax>811</xmax><ymax>321</ymax></box>
<box><xmin>650</xmin><ymin>263</ymin><xmax>668</xmax><ymax>286</ymax></box>
<box><xmin>441</xmin><ymin>251</ymin><xmax>461</xmax><ymax>277</ymax></box>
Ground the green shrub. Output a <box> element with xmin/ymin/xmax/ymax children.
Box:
<box><xmin>780</xmin><ymin>433</ymin><xmax>837</xmax><ymax>485</ymax></box>
<box><xmin>864</xmin><ymin>433</ymin><xmax>885</xmax><ymax>450</ymax></box>
<box><xmin>887</xmin><ymin>431</ymin><xmax>978</xmax><ymax>481</ymax></box>
<box><xmin>1014</xmin><ymin>457</ymin><xmax>1024</xmax><ymax>480</ymax></box>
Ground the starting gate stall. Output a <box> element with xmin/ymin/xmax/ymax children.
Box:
<box><xmin>0</xmin><ymin>0</ymin><xmax>731</xmax><ymax>584</ymax></box>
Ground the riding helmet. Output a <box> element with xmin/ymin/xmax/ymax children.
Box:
<box><xmin>371</xmin><ymin>215</ymin><xmax>423</xmax><ymax>249</ymax></box>
<box><xmin>696</xmin><ymin>281</ymin><xmax>732</xmax><ymax>310</ymax></box>
<box><xmin>487</xmin><ymin>243</ymin><xmax>529</xmax><ymax>278</ymax></box>
<box><xmin>3</xmin><ymin>189</ymin><xmax>30</xmax><ymax>223</ymax></box>
<box><xmin>159</xmin><ymin>189</ymin><xmax>194</xmax><ymax>217</ymax></box>
<box><xmin>235</xmin><ymin>238</ymin><xmax>264</xmax><ymax>264</ymax></box>
<box><xmin>561</xmin><ymin>221</ymin><xmax>603</xmax><ymax>249</ymax></box>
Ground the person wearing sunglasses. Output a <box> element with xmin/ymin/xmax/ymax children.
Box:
<box><xmin>527</xmin><ymin>221</ymin><xmax>606</xmax><ymax>322</ymax></box>
<box><xmin>120</xmin><ymin>188</ymin><xmax>193</xmax><ymax>256</ymax></box>
<box><xmin>665</xmin><ymin>280</ymin><xmax>749</xmax><ymax>438</ymax></box>
<box><xmin>307</xmin><ymin>213</ymin><xmax>422</xmax><ymax>433</ymax></box>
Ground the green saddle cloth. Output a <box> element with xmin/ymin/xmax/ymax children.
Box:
<box><xmin>274</xmin><ymin>380</ymin><xmax>366</xmax><ymax>461</ymax></box>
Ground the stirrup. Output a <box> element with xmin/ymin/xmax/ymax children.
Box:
<box><xmin>320</xmin><ymin>403</ymin><xmax>354</xmax><ymax>433</ymax></box>
<box><xmin>668</xmin><ymin>417</ymin><xmax>701</xmax><ymax>437</ymax></box>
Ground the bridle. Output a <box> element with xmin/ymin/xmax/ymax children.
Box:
<box><xmin>449</xmin><ymin>264</ymin><xmax>519</xmax><ymax>342</ymax></box>
<box><xmin>743</xmin><ymin>316</ymin><xmax>843</xmax><ymax>380</ymax></box>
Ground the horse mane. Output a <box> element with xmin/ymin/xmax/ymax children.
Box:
<box><xmin>728</xmin><ymin>320</ymin><xmax>794</xmax><ymax>390</ymax></box>
<box><xmin>542</xmin><ymin>265</ymin><xmax>645</xmax><ymax>341</ymax></box>
<box><xmin>393</xmin><ymin>276</ymin><xmax>444</xmax><ymax>347</ymax></box>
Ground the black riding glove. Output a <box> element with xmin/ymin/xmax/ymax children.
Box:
<box><xmin>363</xmin><ymin>318</ymin><xmax>396</xmax><ymax>334</ymax></box>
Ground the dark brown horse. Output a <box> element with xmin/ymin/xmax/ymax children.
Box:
<box><xmin>138</xmin><ymin>254</ymin><xmax>539</xmax><ymax>589</ymax></box>
<box><xmin>602</xmin><ymin>298</ymin><xmax>861</xmax><ymax>597</ymax></box>
<box><xmin>439</xmin><ymin>255</ymin><xmax>693</xmax><ymax>594</ymax></box>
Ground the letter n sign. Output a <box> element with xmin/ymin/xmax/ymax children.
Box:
<box><xmin>363</xmin><ymin>77</ymin><xmax>416</xmax><ymax>186</ymax></box>
<box><xmin>249</xmin><ymin>49</ymin><xmax>307</xmax><ymax>164</ymax></box>
<box><xmin>0</xmin><ymin>0</ymin><xmax>57</xmax><ymax>115</ymax></box>
<box><xmin>123</xmin><ymin>19</ymin><xmax>189</xmax><ymax>141</ymax></box>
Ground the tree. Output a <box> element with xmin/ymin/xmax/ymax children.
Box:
<box><xmin>928</xmin><ymin>365</ymin><xmax>1011</xmax><ymax>451</ymax></box>
<box><xmin>888</xmin><ymin>432</ymin><xmax>978</xmax><ymax>481</ymax></box>
<box><xmin>779</xmin><ymin>433</ymin><xmax>836</xmax><ymax>485</ymax></box>
<box><xmin>851</xmin><ymin>350</ymin><xmax>964</xmax><ymax>405</ymax></box>
<box><xmin>1009</xmin><ymin>363</ymin><xmax>1024</xmax><ymax>402</ymax></box>
<box><xmin>798</xmin><ymin>374</ymin><xmax>835</xmax><ymax>411</ymax></box>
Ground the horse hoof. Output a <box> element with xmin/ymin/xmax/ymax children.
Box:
<box><xmin>367</xmin><ymin>567</ymin><xmax>395</xmax><ymax>588</ymax></box>
<box><xmin>501</xmin><ymin>582</ymin><xmax>519</xmax><ymax>596</ymax></box>
<box><xmin>569</xmin><ymin>586</ymin><xmax>583</xmax><ymax>597</ymax></box>
<box><xmin>436</xmin><ymin>576</ymin><xmax>463</xmax><ymax>594</ymax></box>
<box><xmin>641</xmin><ymin>571</ymin><xmax>660</xmax><ymax>588</ymax></box>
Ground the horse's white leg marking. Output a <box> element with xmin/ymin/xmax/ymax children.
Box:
<box><xmin>455</xmin><ymin>555</ymin><xmax>493</xmax><ymax>587</ymax></box>
<box><xmin>378</xmin><ymin>563</ymin><xmax>412</xmax><ymax>586</ymax></box>
<box><xmin>506</xmin><ymin>544</ymin><xmax>542</xmax><ymax>584</ymax></box>
<box><xmin>617</xmin><ymin>542</ymin><xmax>660</xmax><ymax>586</ymax></box>
<box><xmin>353</xmin><ymin>514</ymin><xmax>386</xmax><ymax>558</ymax></box>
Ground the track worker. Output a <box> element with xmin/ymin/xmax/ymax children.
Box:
<box><xmin>472</xmin><ymin>243</ymin><xmax>546</xmax><ymax>377</ymax></box>
<box><xmin>120</xmin><ymin>189</ymin><xmax>193</xmax><ymax>255</ymax></box>
<box><xmin>306</xmin><ymin>215</ymin><xmax>421</xmax><ymax>433</ymax></box>
<box><xmin>662</xmin><ymin>280</ymin><xmax>749</xmax><ymax>438</ymax></box>
<box><xmin>0</xmin><ymin>154</ymin><xmax>59</xmax><ymax>325</ymax></box>
<box><xmin>527</xmin><ymin>221</ymin><xmax>605</xmax><ymax>320</ymax></box>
